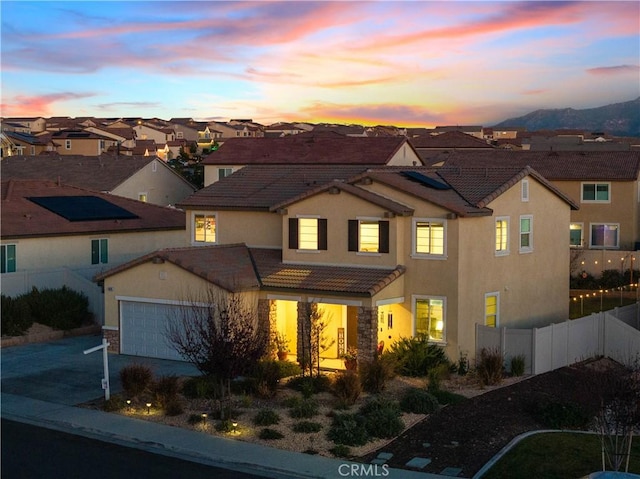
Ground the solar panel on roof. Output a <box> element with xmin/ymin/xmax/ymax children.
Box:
<box><xmin>401</xmin><ymin>171</ymin><xmax>451</xmax><ymax>190</ymax></box>
<box><xmin>28</xmin><ymin>196</ymin><xmax>139</xmax><ymax>222</ymax></box>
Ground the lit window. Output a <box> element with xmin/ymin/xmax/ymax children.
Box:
<box><xmin>590</xmin><ymin>223</ymin><xmax>619</xmax><ymax>249</ymax></box>
<box><xmin>298</xmin><ymin>218</ymin><xmax>318</xmax><ymax>250</ymax></box>
<box><xmin>519</xmin><ymin>215</ymin><xmax>533</xmax><ymax>253</ymax></box>
<box><xmin>138</xmin><ymin>193</ymin><xmax>148</xmax><ymax>202</ymax></box>
<box><xmin>1</xmin><ymin>244</ymin><xmax>16</xmax><ymax>273</ymax></box>
<box><xmin>91</xmin><ymin>239</ymin><xmax>108</xmax><ymax>265</ymax></box>
<box><xmin>495</xmin><ymin>217</ymin><xmax>509</xmax><ymax>255</ymax></box>
<box><xmin>359</xmin><ymin>221</ymin><xmax>379</xmax><ymax>252</ymax></box>
<box><xmin>414</xmin><ymin>297</ymin><xmax>445</xmax><ymax>342</ymax></box>
<box><xmin>570</xmin><ymin>223</ymin><xmax>583</xmax><ymax>247</ymax></box>
<box><xmin>414</xmin><ymin>220</ymin><xmax>445</xmax><ymax>256</ymax></box>
<box><xmin>194</xmin><ymin>214</ymin><xmax>216</xmax><ymax>243</ymax></box>
<box><xmin>582</xmin><ymin>183</ymin><xmax>610</xmax><ymax>203</ymax></box>
<box><xmin>348</xmin><ymin>219</ymin><xmax>389</xmax><ymax>253</ymax></box>
<box><xmin>485</xmin><ymin>293</ymin><xmax>499</xmax><ymax>327</ymax></box>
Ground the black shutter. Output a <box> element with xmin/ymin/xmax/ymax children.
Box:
<box><xmin>348</xmin><ymin>220</ymin><xmax>358</xmax><ymax>252</ymax></box>
<box><xmin>379</xmin><ymin>220</ymin><xmax>389</xmax><ymax>253</ymax></box>
<box><xmin>288</xmin><ymin>218</ymin><xmax>298</xmax><ymax>249</ymax></box>
<box><xmin>318</xmin><ymin>219</ymin><xmax>328</xmax><ymax>250</ymax></box>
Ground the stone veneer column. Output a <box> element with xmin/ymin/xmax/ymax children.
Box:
<box><xmin>296</xmin><ymin>301</ymin><xmax>311</xmax><ymax>365</ymax></box>
<box><xmin>103</xmin><ymin>328</ymin><xmax>120</xmax><ymax>353</ymax></box>
<box><xmin>357</xmin><ymin>306</ymin><xmax>378</xmax><ymax>364</ymax></box>
<box><xmin>258</xmin><ymin>299</ymin><xmax>277</xmax><ymax>356</ymax></box>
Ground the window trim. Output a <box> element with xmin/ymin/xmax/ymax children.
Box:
<box><xmin>1</xmin><ymin>244</ymin><xmax>17</xmax><ymax>273</ymax></box>
<box><xmin>495</xmin><ymin>216</ymin><xmax>510</xmax><ymax>256</ymax></box>
<box><xmin>65</xmin><ymin>140</ymin><xmax>71</xmax><ymax>150</ymax></box>
<box><xmin>91</xmin><ymin>238</ymin><xmax>108</xmax><ymax>265</ymax></box>
<box><xmin>412</xmin><ymin>295</ymin><xmax>446</xmax><ymax>343</ymax></box>
<box><xmin>192</xmin><ymin>212</ymin><xmax>217</xmax><ymax>245</ymax></box>
<box><xmin>521</xmin><ymin>179</ymin><xmax>529</xmax><ymax>202</ymax></box>
<box><xmin>570</xmin><ymin>222</ymin><xmax>584</xmax><ymax>248</ymax></box>
<box><xmin>581</xmin><ymin>182</ymin><xmax>611</xmax><ymax>203</ymax></box>
<box><xmin>484</xmin><ymin>292</ymin><xmax>500</xmax><ymax>328</ymax></box>
<box><xmin>589</xmin><ymin>222</ymin><xmax>620</xmax><ymax>249</ymax></box>
<box><xmin>218</xmin><ymin>167</ymin><xmax>234</xmax><ymax>181</ymax></box>
<box><xmin>412</xmin><ymin>218</ymin><xmax>447</xmax><ymax>259</ymax></box>
<box><xmin>519</xmin><ymin>215</ymin><xmax>533</xmax><ymax>254</ymax></box>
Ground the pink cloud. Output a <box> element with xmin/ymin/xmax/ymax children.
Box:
<box><xmin>0</xmin><ymin>92</ymin><xmax>96</xmax><ymax>117</ymax></box>
<box><xmin>522</xmin><ymin>89</ymin><xmax>547</xmax><ymax>95</ymax></box>
<box><xmin>586</xmin><ymin>65</ymin><xmax>640</xmax><ymax>75</ymax></box>
<box><xmin>299</xmin><ymin>102</ymin><xmax>448</xmax><ymax>127</ymax></box>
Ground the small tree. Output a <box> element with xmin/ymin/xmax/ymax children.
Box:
<box><xmin>299</xmin><ymin>303</ymin><xmax>335</xmax><ymax>377</ymax></box>
<box><xmin>165</xmin><ymin>288</ymin><xmax>268</xmax><ymax>397</ymax></box>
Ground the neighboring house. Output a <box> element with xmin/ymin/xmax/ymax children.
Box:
<box><xmin>433</xmin><ymin>125</ymin><xmax>485</xmax><ymax>139</ymax></box>
<box><xmin>170</xmin><ymin>119</ymin><xmax>207</xmax><ymax>143</ymax></box>
<box><xmin>1</xmin><ymin>155</ymin><xmax>196</xmax><ymax>206</ymax></box>
<box><xmin>201</xmin><ymin>133</ymin><xmax>424</xmax><ymax>186</ymax></box>
<box><xmin>411</xmin><ymin>130</ymin><xmax>494</xmax><ymax>162</ymax></box>
<box><xmin>133</xmin><ymin>123</ymin><xmax>175</xmax><ymax>144</ymax></box>
<box><xmin>429</xmin><ymin>150</ymin><xmax>640</xmax><ymax>274</ymax></box>
<box><xmin>1</xmin><ymin>117</ymin><xmax>47</xmax><ymax>133</ymax></box>
<box><xmin>264</xmin><ymin>122</ymin><xmax>307</xmax><ymax>138</ymax></box>
<box><xmin>51</xmin><ymin>129</ymin><xmax>117</xmax><ymax>155</ymax></box>
<box><xmin>208</xmin><ymin>121</ymin><xmax>264</xmax><ymax>140</ymax></box>
<box><xmin>97</xmin><ymin>163</ymin><xmax>577</xmax><ymax>365</ymax></box>
<box><xmin>131</xmin><ymin>139</ymin><xmax>158</xmax><ymax>156</ymax></box>
<box><xmin>0</xmin><ymin>131</ymin><xmax>54</xmax><ymax>156</ymax></box>
<box><xmin>85</xmin><ymin>126</ymin><xmax>137</xmax><ymax>150</ymax></box>
<box><xmin>312</xmin><ymin>124</ymin><xmax>368</xmax><ymax>137</ymax></box>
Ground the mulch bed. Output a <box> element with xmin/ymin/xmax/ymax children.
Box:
<box><xmin>360</xmin><ymin>358</ymin><xmax>626</xmax><ymax>478</ymax></box>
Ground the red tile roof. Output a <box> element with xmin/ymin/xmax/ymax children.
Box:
<box><xmin>410</xmin><ymin>130</ymin><xmax>494</xmax><ymax>149</ymax></box>
<box><xmin>1</xmin><ymin>179</ymin><xmax>185</xmax><ymax>239</ymax></box>
<box><xmin>202</xmin><ymin>134</ymin><xmax>421</xmax><ymax>166</ymax></box>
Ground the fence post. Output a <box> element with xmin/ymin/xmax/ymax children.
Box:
<box><xmin>531</xmin><ymin>327</ymin><xmax>537</xmax><ymax>375</ymax></box>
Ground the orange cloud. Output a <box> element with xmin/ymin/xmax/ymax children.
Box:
<box><xmin>0</xmin><ymin>92</ymin><xmax>95</xmax><ymax>117</ymax></box>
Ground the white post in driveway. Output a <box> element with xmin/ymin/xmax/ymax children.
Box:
<box><xmin>83</xmin><ymin>338</ymin><xmax>111</xmax><ymax>401</ymax></box>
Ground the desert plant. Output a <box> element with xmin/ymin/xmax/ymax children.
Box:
<box><xmin>103</xmin><ymin>396</ymin><xmax>126</xmax><ymax>412</ymax></box>
<box><xmin>327</xmin><ymin>413</ymin><xmax>370</xmax><ymax>446</ymax></box>
<box><xmin>259</xmin><ymin>428</ymin><xmax>284</xmax><ymax>440</ymax></box>
<box><xmin>164</xmin><ymin>399</ymin><xmax>184</xmax><ymax>416</ymax></box>
<box><xmin>427</xmin><ymin>363</ymin><xmax>450</xmax><ymax>392</ymax></box>
<box><xmin>400</xmin><ymin>388</ymin><xmax>439</xmax><ymax>414</ymax></box>
<box><xmin>276</xmin><ymin>360</ymin><xmax>302</xmax><ymax>379</ymax></box>
<box><xmin>476</xmin><ymin>347</ymin><xmax>504</xmax><ymax>386</ymax></box>
<box><xmin>253</xmin><ymin>408</ymin><xmax>281</xmax><ymax>426</ymax></box>
<box><xmin>457</xmin><ymin>351</ymin><xmax>469</xmax><ymax>376</ymax></box>
<box><xmin>250</xmin><ymin>359</ymin><xmax>281</xmax><ymax>397</ymax></box>
<box><xmin>1</xmin><ymin>294</ymin><xmax>33</xmax><ymax>336</ymax></box>
<box><xmin>181</xmin><ymin>375</ymin><xmax>218</xmax><ymax>399</ymax></box>
<box><xmin>359</xmin><ymin>397</ymin><xmax>404</xmax><ymax>439</ymax></box>
<box><xmin>332</xmin><ymin>370</ymin><xmax>362</xmax><ymax>407</ymax></box>
<box><xmin>287</xmin><ymin>374</ymin><xmax>332</xmax><ymax>396</ymax></box>
<box><xmin>292</xmin><ymin>421</ymin><xmax>323</xmax><ymax>433</ymax></box>
<box><xmin>120</xmin><ymin>364</ymin><xmax>153</xmax><ymax>398</ymax></box>
<box><xmin>187</xmin><ymin>413</ymin><xmax>205</xmax><ymax>426</ymax></box>
<box><xmin>359</xmin><ymin>355</ymin><xmax>397</xmax><ymax>393</ymax></box>
<box><xmin>329</xmin><ymin>444</ymin><xmax>352</xmax><ymax>458</ymax></box>
<box><xmin>430</xmin><ymin>389</ymin><xmax>468</xmax><ymax>406</ymax></box>
<box><xmin>215</xmin><ymin>419</ymin><xmax>236</xmax><ymax>433</ymax></box>
<box><xmin>388</xmin><ymin>335</ymin><xmax>451</xmax><ymax>377</ymax></box>
<box><xmin>153</xmin><ymin>375</ymin><xmax>180</xmax><ymax>408</ymax></box>
<box><xmin>288</xmin><ymin>396</ymin><xmax>319</xmax><ymax>418</ymax></box>
<box><xmin>510</xmin><ymin>354</ymin><xmax>526</xmax><ymax>377</ymax></box>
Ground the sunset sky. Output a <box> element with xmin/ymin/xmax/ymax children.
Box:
<box><xmin>2</xmin><ymin>1</ymin><xmax>639</xmax><ymax>127</ymax></box>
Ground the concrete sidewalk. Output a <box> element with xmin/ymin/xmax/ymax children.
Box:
<box><xmin>1</xmin><ymin>393</ymin><xmax>442</xmax><ymax>479</ymax></box>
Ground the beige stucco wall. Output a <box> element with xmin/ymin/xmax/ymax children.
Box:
<box><xmin>386</xmin><ymin>142</ymin><xmax>423</xmax><ymax>166</ymax></box>
<box><xmin>59</xmin><ymin>139</ymin><xmax>117</xmax><ymax>156</ymax></box>
<box><xmin>113</xmin><ymin>161</ymin><xmax>196</xmax><ymax>206</ymax></box>
<box><xmin>204</xmin><ymin>165</ymin><xmax>242</xmax><ymax>186</ymax></box>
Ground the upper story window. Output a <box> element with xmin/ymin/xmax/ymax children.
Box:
<box><xmin>91</xmin><ymin>239</ymin><xmax>108</xmax><ymax>265</ymax></box>
<box><xmin>590</xmin><ymin>223</ymin><xmax>619</xmax><ymax>249</ymax></box>
<box><xmin>570</xmin><ymin>223</ymin><xmax>584</xmax><ymax>248</ymax></box>
<box><xmin>176</xmin><ymin>131</ymin><xmax>184</xmax><ymax>139</ymax></box>
<box><xmin>193</xmin><ymin>213</ymin><xmax>216</xmax><ymax>244</ymax></box>
<box><xmin>348</xmin><ymin>219</ymin><xmax>389</xmax><ymax>254</ymax></box>
<box><xmin>519</xmin><ymin>215</ymin><xmax>533</xmax><ymax>253</ymax></box>
<box><xmin>218</xmin><ymin>168</ymin><xmax>233</xmax><ymax>180</ymax></box>
<box><xmin>521</xmin><ymin>179</ymin><xmax>529</xmax><ymax>202</ymax></box>
<box><xmin>495</xmin><ymin>217</ymin><xmax>509</xmax><ymax>256</ymax></box>
<box><xmin>582</xmin><ymin>182</ymin><xmax>610</xmax><ymax>203</ymax></box>
<box><xmin>1</xmin><ymin>244</ymin><xmax>16</xmax><ymax>273</ymax></box>
<box><xmin>288</xmin><ymin>217</ymin><xmax>327</xmax><ymax>251</ymax></box>
<box><xmin>65</xmin><ymin>140</ymin><xmax>71</xmax><ymax>150</ymax></box>
<box><xmin>30</xmin><ymin>146</ymin><xmax>35</xmax><ymax>155</ymax></box>
<box><xmin>413</xmin><ymin>219</ymin><xmax>446</xmax><ymax>258</ymax></box>
<box><xmin>414</xmin><ymin>296</ymin><xmax>445</xmax><ymax>342</ymax></box>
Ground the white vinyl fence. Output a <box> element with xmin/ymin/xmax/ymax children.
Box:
<box><xmin>2</xmin><ymin>267</ymin><xmax>104</xmax><ymax>324</ymax></box>
<box><xmin>476</xmin><ymin>303</ymin><xmax>640</xmax><ymax>374</ymax></box>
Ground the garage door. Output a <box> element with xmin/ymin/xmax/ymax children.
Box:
<box><xmin>120</xmin><ymin>300</ymin><xmax>200</xmax><ymax>361</ymax></box>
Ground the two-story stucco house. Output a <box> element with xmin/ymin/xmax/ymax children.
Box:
<box><xmin>95</xmin><ymin>162</ymin><xmax>577</xmax><ymax>366</ymax></box>
<box><xmin>50</xmin><ymin>129</ymin><xmax>118</xmax><ymax>156</ymax></box>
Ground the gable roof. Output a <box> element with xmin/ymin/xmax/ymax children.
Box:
<box><xmin>177</xmin><ymin>165</ymin><xmax>373</xmax><ymax>211</ymax></box>
<box><xmin>202</xmin><ymin>134</ymin><xmax>421</xmax><ymax>166</ymax></box>
<box><xmin>1</xmin><ymin>179</ymin><xmax>185</xmax><ymax>239</ymax></box>
<box><xmin>411</xmin><ymin>130</ymin><xmax>494</xmax><ymax>149</ymax></box>
<box><xmin>427</xmin><ymin>150</ymin><xmax>640</xmax><ymax>181</ymax></box>
<box><xmin>3</xmin><ymin>131</ymin><xmax>48</xmax><ymax>146</ymax></box>
<box><xmin>96</xmin><ymin>244</ymin><xmax>405</xmax><ymax>297</ymax></box>
<box><xmin>1</xmin><ymin>155</ymin><xmax>194</xmax><ymax>192</ymax></box>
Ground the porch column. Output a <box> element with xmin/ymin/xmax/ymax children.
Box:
<box><xmin>258</xmin><ymin>299</ymin><xmax>277</xmax><ymax>356</ymax></box>
<box><xmin>357</xmin><ymin>306</ymin><xmax>378</xmax><ymax>364</ymax></box>
<box><xmin>102</xmin><ymin>327</ymin><xmax>120</xmax><ymax>353</ymax></box>
<box><xmin>296</xmin><ymin>301</ymin><xmax>311</xmax><ymax>365</ymax></box>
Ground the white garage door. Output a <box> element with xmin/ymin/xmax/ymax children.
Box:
<box><xmin>120</xmin><ymin>300</ymin><xmax>197</xmax><ymax>361</ymax></box>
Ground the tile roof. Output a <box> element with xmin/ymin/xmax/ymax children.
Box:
<box><xmin>3</xmin><ymin>131</ymin><xmax>48</xmax><ymax>145</ymax></box>
<box><xmin>426</xmin><ymin>150</ymin><xmax>640</xmax><ymax>181</ymax></box>
<box><xmin>1</xmin><ymin>179</ymin><xmax>185</xmax><ymax>239</ymax></box>
<box><xmin>1</xmin><ymin>155</ymin><xmax>170</xmax><ymax>192</ymax></box>
<box><xmin>96</xmin><ymin>245</ymin><xmax>405</xmax><ymax>297</ymax></box>
<box><xmin>202</xmin><ymin>134</ymin><xmax>418</xmax><ymax>166</ymax></box>
<box><xmin>410</xmin><ymin>130</ymin><xmax>494</xmax><ymax>149</ymax></box>
<box><xmin>177</xmin><ymin>165</ymin><xmax>373</xmax><ymax>210</ymax></box>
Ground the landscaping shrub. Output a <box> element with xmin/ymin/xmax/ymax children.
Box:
<box><xmin>400</xmin><ymin>388</ymin><xmax>439</xmax><ymax>414</ymax></box>
<box><xmin>427</xmin><ymin>363</ymin><xmax>450</xmax><ymax>392</ymax></box>
<box><xmin>359</xmin><ymin>397</ymin><xmax>404</xmax><ymax>439</ymax></box>
<box><xmin>276</xmin><ymin>360</ymin><xmax>302</xmax><ymax>379</ymax></box>
<box><xmin>153</xmin><ymin>375</ymin><xmax>180</xmax><ymax>409</ymax></box>
<box><xmin>259</xmin><ymin>428</ymin><xmax>284</xmax><ymax>440</ymax></box>
<box><xmin>188</xmin><ymin>413</ymin><xmax>205</xmax><ymax>426</ymax></box>
<box><xmin>182</xmin><ymin>375</ymin><xmax>218</xmax><ymax>399</ymax></box>
<box><xmin>510</xmin><ymin>354</ymin><xmax>526</xmax><ymax>377</ymax></box>
<box><xmin>476</xmin><ymin>348</ymin><xmax>504</xmax><ymax>386</ymax></box>
<box><xmin>253</xmin><ymin>408</ymin><xmax>281</xmax><ymax>426</ymax></box>
<box><xmin>287</xmin><ymin>374</ymin><xmax>332</xmax><ymax>396</ymax></box>
<box><xmin>120</xmin><ymin>364</ymin><xmax>153</xmax><ymax>398</ymax></box>
<box><xmin>21</xmin><ymin>286</ymin><xmax>90</xmax><ymax>330</ymax></box>
<box><xmin>359</xmin><ymin>355</ymin><xmax>397</xmax><ymax>393</ymax></box>
<box><xmin>288</xmin><ymin>396</ymin><xmax>319</xmax><ymax>418</ymax></box>
<box><xmin>327</xmin><ymin>413</ymin><xmax>370</xmax><ymax>446</ymax></box>
<box><xmin>103</xmin><ymin>396</ymin><xmax>126</xmax><ymax>412</ymax></box>
<box><xmin>388</xmin><ymin>335</ymin><xmax>451</xmax><ymax>377</ymax></box>
<box><xmin>332</xmin><ymin>370</ymin><xmax>362</xmax><ymax>407</ymax></box>
<box><xmin>1</xmin><ymin>294</ymin><xmax>33</xmax><ymax>336</ymax></box>
<box><xmin>164</xmin><ymin>399</ymin><xmax>184</xmax><ymax>416</ymax></box>
<box><xmin>250</xmin><ymin>359</ymin><xmax>281</xmax><ymax>397</ymax></box>
<box><xmin>600</xmin><ymin>269</ymin><xmax>626</xmax><ymax>289</ymax></box>
<box><xmin>430</xmin><ymin>389</ymin><xmax>468</xmax><ymax>406</ymax></box>
<box><xmin>292</xmin><ymin>421</ymin><xmax>323</xmax><ymax>433</ymax></box>
<box><xmin>329</xmin><ymin>444</ymin><xmax>352</xmax><ymax>458</ymax></box>
<box><xmin>215</xmin><ymin>419</ymin><xmax>236</xmax><ymax>433</ymax></box>
<box><xmin>530</xmin><ymin>400</ymin><xmax>591</xmax><ymax>429</ymax></box>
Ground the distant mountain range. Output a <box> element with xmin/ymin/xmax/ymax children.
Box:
<box><xmin>492</xmin><ymin>98</ymin><xmax>640</xmax><ymax>136</ymax></box>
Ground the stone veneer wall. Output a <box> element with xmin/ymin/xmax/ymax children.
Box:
<box><xmin>357</xmin><ymin>306</ymin><xmax>378</xmax><ymax>363</ymax></box>
<box><xmin>296</xmin><ymin>302</ymin><xmax>311</xmax><ymax>365</ymax></box>
<box><xmin>258</xmin><ymin>299</ymin><xmax>277</xmax><ymax>357</ymax></box>
<box><xmin>103</xmin><ymin>328</ymin><xmax>120</xmax><ymax>353</ymax></box>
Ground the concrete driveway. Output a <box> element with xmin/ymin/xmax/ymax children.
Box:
<box><xmin>1</xmin><ymin>335</ymin><xmax>199</xmax><ymax>405</ymax></box>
